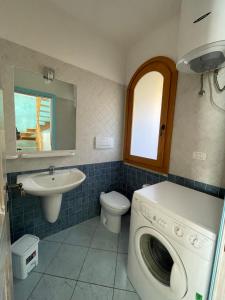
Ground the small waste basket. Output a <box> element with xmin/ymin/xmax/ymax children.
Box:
<box><xmin>11</xmin><ymin>234</ymin><xmax>39</xmax><ymax>279</ymax></box>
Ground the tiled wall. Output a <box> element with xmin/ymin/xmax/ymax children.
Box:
<box><xmin>8</xmin><ymin>162</ymin><xmax>225</xmax><ymax>243</ymax></box>
<box><xmin>120</xmin><ymin>164</ymin><xmax>167</xmax><ymax>199</ymax></box>
<box><xmin>120</xmin><ymin>164</ymin><xmax>225</xmax><ymax>199</ymax></box>
<box><xmin>8</xmin><ymin>161</ymin><xmax>123</xmax><ymax>242</ymax></box>
<box><xmin>168</xmin><ymin>174</ymin><xmax>225</xmax><ymax>199</ymax></box>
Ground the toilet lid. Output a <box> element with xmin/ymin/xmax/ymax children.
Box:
<box><xmin>101</xmin><ymin>191</ymin><xmax>130</xmax><ymax>210</ymax></box>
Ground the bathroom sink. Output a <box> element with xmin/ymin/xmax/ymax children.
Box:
<box><xmin>17</xmin><ymin>168</ymin><xmax>86</xmax><ymax>197</ymax></box>
<box><xmin>17</xmin><ymin>169</ymin><xmax>86</xmax><ymax>223</ymax></box>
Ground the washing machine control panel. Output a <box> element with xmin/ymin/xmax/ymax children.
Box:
<box><xmin>173</xmin><ymin>224</ymin><xmax>206</xmax><ymax>249</ymax></box>
<box><xmin>189</xmin><ymin>235</ymin><xmax>202</xmax><ymax>249</ymax></box>
<box><xmin>139</xmin><ymin>204</ymin><xmax>167</xmax><ymax>229</ymax></box>
<box><xmin>174</xmin><ymin>225</ymin><xmax>184</xmax><ymax>237</ymax></box>
<box><xmin>134</xmin><ymin>199</ymin><xmax>215</xmax><ymax>260</ymax></box>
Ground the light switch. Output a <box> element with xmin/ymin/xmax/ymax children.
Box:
<box><xmin>192</xmin><ymin>152</ymin><xmax>207</xmax><ymax>160</ymax></box>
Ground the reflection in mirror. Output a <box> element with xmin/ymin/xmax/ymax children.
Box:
<box><xmin>14</xmin><ymin>68</ymin><xmax>76</xmax><ymax>152</ymax></box>
<box><xmin>131</xmin><ymin>71</ymin><xmax>164</xmax><ymax>160</ymax></box>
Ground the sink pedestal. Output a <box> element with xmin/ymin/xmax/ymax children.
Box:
<box><xmin>17</xmin><ymin>168</ymin><xmax>86</xmax><ymax>223</ymax></box>
<box><xmin>41</xmin><ymin>194</ymin><xmax>62</xmax><ymax>223</ymax></box>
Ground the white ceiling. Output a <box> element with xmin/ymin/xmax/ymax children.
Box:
<box><xmin>47</xmin><ymin>0</ymin><xmax>181</xmax><ymax>49</ymax></box>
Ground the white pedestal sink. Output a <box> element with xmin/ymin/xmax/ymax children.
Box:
<box><xmin>17</xmin><ymin>168</ymin><xmax>86</xmax><ymax>223</ymax></box>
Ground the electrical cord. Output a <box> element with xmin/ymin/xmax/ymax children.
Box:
<box><xmin>214</xmin><ymin>69</ymin><xmax>225</xmax><ymax>92</ymax></box>
<box><xmin>199</xmin><ymin>74</ymin><xmax>205</xmax><ymax>96</ymax></box>
<box><xmin>208</xmin><ymin>72</ymin><xmax>225</xmax><ymax>112</ymax></box>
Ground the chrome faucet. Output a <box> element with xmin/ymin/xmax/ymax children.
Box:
<box><xmin>49</xmin><ymin>165</ymin><xmax>55</xmax><ymax>175</ymax></box>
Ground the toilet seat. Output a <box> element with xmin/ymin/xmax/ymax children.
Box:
<box><xmin>100</xmin><ymin>191</ymin><xmax>130</xmax><ymax>210</ymax></box>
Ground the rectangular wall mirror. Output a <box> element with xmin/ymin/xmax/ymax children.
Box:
<box><xmin>14</xmin><ymin>68</ymin><xmax>76</xmax><ymax>153</ymax></box>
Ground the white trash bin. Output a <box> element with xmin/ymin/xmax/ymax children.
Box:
<box><xmin>11</xmin><ymin>234</ymin><xmax>39</xmax><ymax>279</ymax></box>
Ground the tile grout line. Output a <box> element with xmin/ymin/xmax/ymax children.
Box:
<box><xmin>27</xmin><ymin>272</ymin><xmax>44</xmax><ymax>300</ymax></box>
<box><xmin>76</xmin><ymin>279</ymin><xmax>138</xmax><ymax>294</ymax></box>
<box><xmin>68</xmin><ymin>219</ymin><xmax>100</xmax><ymax>300</ymax></box>
<box><xmin>29</xmin><ymin>272</ymin><xmax>138</xmax><ymax>294</ymax></box>
<box><xmin>19</xmin><ymin>217</ymin><xmax>135</xmax><ymax>300</ymax></box>
<box><xmin>44</xmin><ymin>239</ymin><xmax>119</xmax><ymax>253</ymax></box>
<box><xmin>27</xmin><ymin>220</ymin><xmax>90</xmax><ymax>300</ymax></box>
<box><xmin>27</xmin><ymin>237</ymin><xmax>66</xmax><ymax>300</ymax></box>
<box><xmin>42</xmin><ymin>240</ymin><xmax>63</xmax><ymax>272</ymax></box>
<box><xmin>112</xmin><ymin>224</ymin><xmax>120</xmax><ymax>299</ymax></box>
<box><xmin>44</xmin><ymin>238</ymin><xmax>122</xmax><ymax>254</ymax></box>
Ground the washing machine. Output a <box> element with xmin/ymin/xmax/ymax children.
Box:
<box><xmin>128</xmin><ymin>181</ymin><xmax>223</xmax><ymax>300</ymax></box>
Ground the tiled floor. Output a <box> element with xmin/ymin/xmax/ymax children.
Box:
<box><xmin>14</xmin><ymin>215</ymin><xmax>140</xmax><ymax>300</ymax></box>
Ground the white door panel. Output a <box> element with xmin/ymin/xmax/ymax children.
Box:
<box><xmin>0</xmin><ymin>88</ymin><xmax>13</xmax><ymax>300</ymax></box>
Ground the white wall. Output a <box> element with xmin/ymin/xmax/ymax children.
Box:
<box><xmin>0</xmin><ymin>0</ymin><xmax>125</xmax><ymax>84</ymax></box>
<box><xmin>126</xmin><ymin>18</ymin><xmax>179</xmax><ymax>83</ymax></box>
<box><xmin>170</xmin><ymin>72</ymin><xmax>225</xmax><ymax>187</ymax></box>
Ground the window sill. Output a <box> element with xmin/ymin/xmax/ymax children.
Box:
<box><xmin>123</xmin><ymin>159</ymin><xmax>168</xmax><ymax>176</ymax></box>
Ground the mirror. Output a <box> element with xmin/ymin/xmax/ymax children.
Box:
<box><xmin>14</xmin><ymin>68</ymin><xmax>76</xmax><ymax>153</ymax></box>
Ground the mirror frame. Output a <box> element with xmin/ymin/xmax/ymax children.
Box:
<box><xmin>123</xmin><ymin>56</ymin><xmax>178</xmax><ymax>174</ymax></box>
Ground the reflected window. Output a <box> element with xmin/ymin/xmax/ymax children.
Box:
<box><xmin>14</xmin><ymin>67</ymin><xmax>76</xmax><ymax>153</ymax></box>
<box><xmin>14</xmin><ymin>89</ymin><xmax>55</xmax><ymax>152</ymax></box>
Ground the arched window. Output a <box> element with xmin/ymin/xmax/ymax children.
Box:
<box><xmin>124</xmin><ymin>57</ymin><xmax>178</xmax><ymax>173</ymax></box>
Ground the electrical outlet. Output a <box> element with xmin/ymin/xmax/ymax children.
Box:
<box><xmin>192</xmin><ymin>152</ymin><xmax>207</xmax><ymax>160</ymax></box>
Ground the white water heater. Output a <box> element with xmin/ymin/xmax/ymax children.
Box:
<box><xmin>177</xmin><ymin>0</ymin><xmax>225</xmax><ymax>73</ymax></box>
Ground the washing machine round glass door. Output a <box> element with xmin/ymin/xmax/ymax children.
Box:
<box><xmin>135</xmin><ymin>227</ymin><xmax>188</xmax><ymax>299</ymax></box>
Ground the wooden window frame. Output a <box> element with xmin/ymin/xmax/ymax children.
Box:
<box><xmin>123</xmin><ymin>56</ymin><xmax>178</xmax><ymax>174</ymax></box>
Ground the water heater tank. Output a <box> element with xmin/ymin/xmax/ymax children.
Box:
<box><xmin>177</xmin><ymin>0</ymin><xmax>225</xmax><ymax>73</ymax></box>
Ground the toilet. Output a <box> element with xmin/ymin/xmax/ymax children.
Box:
<box><xmin>100</xmin><ymin>191</ymin><xmax>130</xmax><ymax>234</ymax></box>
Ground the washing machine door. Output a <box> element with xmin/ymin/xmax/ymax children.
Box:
<box><xmin>135</xmin><ymin>227</ymin><xmax>188</xmax><ymax>299</ymax></box>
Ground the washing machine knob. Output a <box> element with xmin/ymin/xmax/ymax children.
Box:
<box><xmin>193</xmin><ymin>238</ymin><xmax>201</xmax><ymax>249</ymax></box>
<box><xmin>174</xmin><ymin>226</ymin><xmax>184</xmax><ymax>237</ymax></box>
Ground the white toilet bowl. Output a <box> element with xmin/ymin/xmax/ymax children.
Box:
<box><xmin>100</xmin><ymin>191</ymin><xmax>130</xmax><ymax>234</ymax></box>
